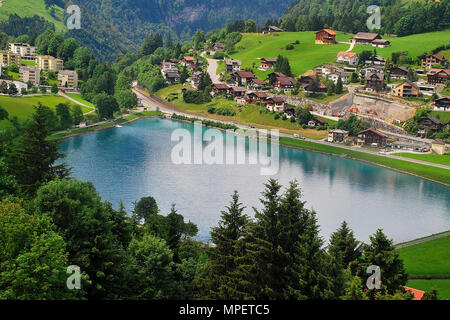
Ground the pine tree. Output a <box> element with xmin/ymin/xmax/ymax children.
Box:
<box><xmin>166</xmin><ymin>204</ymin><xmax>184</xmax><ymax>262</ymax></box>
<box><xmin>336</xmin><ymin>76</ymin><xmax>343</xmax><ymax>94</ymax></box>
<box><xmin>200</xmin><ymin>191</ymin><xmax>249</xmax><ymax>299</ymax></box>
<box><xmin>7</xmin><ymin>103</ymin><xmax>70</xmax><ymax>195</ymax></box>
<box><xmin>361</xmin><ymin>229</ymin><xmax>408</xmax><ymax>295</ymax></box>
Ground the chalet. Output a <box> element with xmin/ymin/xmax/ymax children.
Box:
<box><xmin>304</xmin><ymin>81</ymin><xmax>327</xmax><ymax>94</ymax></box>
<box><xmin>365</xmin><ymin>55</ymin><xmax>386</xmax><ymax>66</ymax></box>
<box><xmin>418</xmin><ymin>116</ymin><xmax>444</xmax><ymax>134</ymax></box>
<box><xmin>266</xmin><ymin>96</ymin><xmax>286</xmax><ymax>112</ymax></box>
<box><xmin>357</xmin><ymin>128</ymin><xmax>388</xmax><ymax>147</ymax></box>
<box><xmin>371</xmin><ymin>39</ymin><xmax>390</xmax><ymax>48</ymax></box>
<box><xmin>211</xmin><ymin>83</ymin><xmax>230</xmax><ymax>95</ymax></box>
<box><xmin>274</xmin><ymin>76</ymin><xmax>295</xmax><ymax>92</ymax></box>
<box><xmin>161</xmin><ymin>61</ymin><xmax>180</xmax><ymax>84</ymax></box>
<box><xmin>352</xmin><ymin>32</ymin><xmax>382</xmax><ymax>45</ymax></box>
<box><xmin>225</xmin><ymin>58</ymin><xmax>241</xmax><ymax>74</ymax></box>
<box><xmin>181</xmin><ymin>56</ymin><xmax>197</xmax><ymax>69</ymax></box>
<box><xmin>163</xmin><ymin>72</ymin><xmax>180</xmax><ymax>84</ymax></box>
<box><xmin>328</xmin><ymin>129</ymin><xmax>349</xmax><ymax>142</ymax></box>
<box><xmin>249</xmin><ymin>78</ymin><xmax>266</xmax><ymax>90</ymax></box>
<box><xmin>433</xmin><ymin>97</ymin><xmax>450</xmax><ymax>111</ymax></box>
<box><xmin>336</xmin><ymin>51</ymin><xmax>359</xmax><ymax>66</ymax></box>
<box><xmin>213</xmin><ymin>42</ymin><xmax>225</xmax><ymax>52</ymax></box>
<box><xmin>232</xmin><ymin>71</ymin><xmax>255</xmax><ymax>85</ymax></box>
<box><xmin>315</xmin><ymin>64</ymin><xmax>344</xmax><ymax>77</ymax></box>
<box><xmin>365</xmin><ymin>71</ymin><xmax>385</xmax><ymax>91</ymax></box>
<box><xmin>327</xmin><ymin>72</ymin><xmax>349</xmax><ymax>85</ymax></box>
<box><xmin>427</xmin><ymin>68</ymin><xmax>450</xmax><ymax>84</ymax></box>
<box><xmin>315</xmin><ymin>29</ymin><xmax>336</xmax><ymax>44</ymax></box>
<box><xmin>262</xmin><ymin>26</ymin><xmax>283</xmax><ymax>34</ymax></box>
<box><xmin>422</xmin><ymin>54</ymin><xmax>448</xmax><ymax>69</ymax></box>
<box><xmin>393</xmin><ymin>81</ymin><xmax>420</xmax><ymax>98</ymax></box>
<box><xmin>298</xmin><ymin>75</ymin><xmax>315</xmax><ymax>89</ymax></box>
<box><xmin>259</xmin><ymin>57</ymin><xmax>277</xmax><ymax>70</ymax></box>
<box><xmin>389</xmin><ymin>66</ymin><xmax>408</xmax><ymax>79</ymax></box>
<box><xmin>360</xmin><ymin>65</ymin><xmax>384</xmax><ymax>78</ymax></box>
<box><xmin>267</xmin><ymin>72</ymin><xmax>286</xmax><ymax>84</ymax></box>
<box><xmin>247</xmin><ymin>91</ymin><xmax>268</xmax><ymax>103</ymax></box>
<box><xmin>308</xmin><ymin>117</ymin><xmax>328</xmax><ymax>127</ymax></box>
<box><xmin>229</xmin><ymin>86</ymin><xmax>247</xmax><ymax>98</ymax></box>
<box><xmin>190</xmin><ymin>71</ymin><xmax>203</xmax><ymax>87</ymax></box>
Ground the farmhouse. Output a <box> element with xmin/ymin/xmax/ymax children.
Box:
<box><xmin>225</xmin><ymin>58</ymin><xmax>241</xmax><ymax>73</ymax></box>
<box><xmin>371</xmin><ymin>39</ymin><xmax>390</xmax><ymax>48</ymax></box>
<box><xmin>274</xmin><ymin>76</ymin><xmax>295</xmax><ymax>92</ymax></box>
<box><xmin>298</xmin><ymin>75</ymin><xmax>315</xmax><ymax>89</ymax></box>
<box><xmin>433</xmin><ymin>97</ymin><xmax>450</xmax><ymax>111</ymax></box>
<box><xmin>357</xmin><ymin>128</ymin><xmax>388</xmax><ymax>147</ymax></box>
<box><xmin>365</xmin><ymin>71</ymin><xmax>385</xmax><ymax>90</ymax></box>
<box><xmin>262</xmin><ymin>26</ymin><xmax>283</xmax><ymax>34</ymax></box>
<box><xmin>247</xmin><ymin>91</ymin><xmax>268</xmax><ymax>103</ymax></box>
<box><xmin>389</xmin><ymin>66</ymin><xmax>408</xmax><ymax>79</ymax></box>
<box><xmin>336</xmin><ymin>51</ymin><xmax>359</xmax><ymax>66</ymax></box>
<box><xmin>422</xmin><ymin>54</ymin><xmax>448</xmax><ymax>69</ymax></box>
<box><xmin>229</xmin><ymin>86</ymin><xmax>247</xmax><ymax>98</ymax></box>
<box><xmin>352</xmin><ymin>32</ymin><xmax>382</xmax><ymax>44</ymax></box>
<box><xmin>0</xmin><ymin>50</ymin><xmax>21</xmax><ymax>67</ymax></box>
<box><xmin>308</xmin><ymin>118</ymin><xmax>328</xmax><ymax>127</ymax></box>
<box><xmin>427</xmin><ymin>68</ymin><xmax>450</xmax><ymax>84</ymax></box>
<box><xmin>393</xmin><ymin>81</ymin><xmax>420</xmax><ymax>98</ymax></box>
<box><xmin>267</xmin><ymin>72</ymin><xmax>286</xmax><ymax>84</ymax></box>
<box><xmin>266</xmin><ymin>96</ymin><xmax>286</xmax><ymax>112</ymax></box>
<box><xmin>232</xmin><ymin>71</ymin><xmax>255</xmax><ymax>85</ymax></box>
<box><xmin>259</xmin><ymin>57</ymin><xmax>277</xmax><ymax>70</ymax></box>
<box><xmin>418</xmin><ymin>116</ymin><xmax>444</xmax><ymax>134</ymax></box>
<box><xmin>328</xmin><ymin>129</ymin><xmax>349</xmax><ymax>142</ymax></box>
<box><xmin>304</xmin><ymin>81</ymin><xmax>327</xmax><ymax>94</ymax></box>
<box><xmin>315</xmin><ymin>29</ymin><xmax>336</xmax><ymax>44</ymax></box>
<box><xmin>249</xmin><ymin>78</ymin><xmax>266</xmax><ymax>90</ymax></box>
<box><xmin>19</xmin><ymin>65</ymin><xmax>40</xmax><ymax>86</ymax></box>
<box><xmin>211</xmin><ymin>83</ymin><xmax>229</xmax><ymax>95</ymax></box>
<box><xmin>365</xmin><ymin>55</ymin><xmax>386</xmax><ymax>66</ymax></box>
<box><xmin>181</xmin><ymin>56</ymin><xmax>197</xmax><ymax>69</ymax></box>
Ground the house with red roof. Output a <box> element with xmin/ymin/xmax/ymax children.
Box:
<box><xmin>352</xmin><ymin>32</ymin><xmax>382</xmax><ymax>44</ymax></box>
<box><xmin>403</xmin><ymin>287</ymin><xmax>425</xmax><ymax>300</ymax></box>
<box><xmin>266</xmin><ymin>96</ymin><xmax>286</xmax><ymax>112</ymax></box>
<box><xmin>259</xmin><ymin>57</ymin><xmax>278</xmax><ymax>70</ymax></box>
<box><xmin>427</xmin><ymin>68</ymin><xmax>450</xmax><ymax>84</ymax></box>
<box><xmin>337</xmin><ymin>51</ymin><xmax>359</xmax><ymax>66</ymax></box>
<box><xmin>315</xmin><ymin>29</ymin><xmax>336</xmax><ymax>44</ymax></box>
<box><xmin>232</xmin><ymin>71</ymin><xmax>255</xmax><ymax>85</ymax></box>
<box><xmin>422</xmin><ymin>54</ymin><xmax>448</xmax><ymax>69</ymax></box>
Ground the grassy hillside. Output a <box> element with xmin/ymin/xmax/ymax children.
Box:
<box><xmin>0</xmin><ymin>95</ymin><xmax>90</xmax><ymax>129</ymax></box>
<box><xmin>0</xmin><ymin>0</ymin><xmax>66</xmax><ymax>32</ymax></box>
<box><xmin>230</xmin><ymin>30</ymin><xmax>450</xmax><ymax>77</ymax></box>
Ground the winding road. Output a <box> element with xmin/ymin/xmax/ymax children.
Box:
<box><xmin>201</xmin><ymin>52</ymin><xmax>222</xmax><ymax>83</ymax></box>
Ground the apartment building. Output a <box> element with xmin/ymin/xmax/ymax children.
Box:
<box><xmin>36</xmin><ymin>55</ymin><xmax>64</xmax><ymax>72</ymax></box>
<box><xmin>0</xmin><ymin>50</ymin><xmax>21</xmax><ymax>67</ymax></box>
<box><xmin>8</xmin><ymin>43</ymin><xmax>36</xmax><ymax>58</ymax></box>
<box><xmin>58</xmin><ymin>70</ymin><xmax>78</xmax><ymax>88</ymax></box>
<box><xmin>19</xmin><ymin>65</ymin><xmax>40</xmax><ymax>86</ymax></box>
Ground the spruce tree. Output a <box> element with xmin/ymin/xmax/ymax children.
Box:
<box><xmin>201</xmin><ymin>191</ymin><xmax>249</xmax><ymax>299</ymax></box>
<box><xmin>7</xmin><ymin>103</ymin><xmax>70</xmax><ymax>195</ymax></box>
<box><xmin>336</xmin><ymin>76</ymin><xmax>343</xmax><ymax>94</ymax></box>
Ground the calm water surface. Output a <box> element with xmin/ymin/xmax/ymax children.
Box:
<box><xmin>59</xmin><ymin>118</ymin><xmax>450</xmax><ymax>243</ymax></box>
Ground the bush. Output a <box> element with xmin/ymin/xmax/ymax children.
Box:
<box><xmin>282</xmin><ymin>114</ymin><xmax>287</xmax><ymax>120</ymax></box>
<box><xmin>213</xmin><ymin>52</ymin><xmax>225</xmax><ymax>59</ymax></box>
<box><xmin>207</xmin><ymin>106</ymin><xmax>216</xmax><ymax>114</ymax></box>
<box><xmin>285</xmin><ymin>44</ymin><xmax>294</xmax><ymax>50</ymax></box>
<box><xmin>216</xmin><ymin>107</ymin><xmax>236</xmax><ymax>116</ymax></box>
<box><xmin>290</xmin><ymin>116</ymin><xmax>296</xmax><ymax>123</ymax></box>
<box><xmin>274</xmin><ymin>113</ymin><xmax>281</xmax><ymax>120</ymax></box>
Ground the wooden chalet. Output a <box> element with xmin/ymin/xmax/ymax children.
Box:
<box><xmin>315</xmin><ymin>29</ymin><xmax>336</xmax><ymax>44</ymax></box>
<box><xmin>418</xmin><ymin>116</ymin><xmax>444</xmax><ymax>133</ymax></box>
<box><xmin>211</xmin><ymin>83</ymin><xmax>230</xmax><ymax>95</ymax></box>
<box><xmin>247</xmin><ymin>91</ymin><xmax>269</xmax><ymax>103</ymax></box>
<box><xmin>371</xmin><ymin>39</ymin><xmax>390</xmax><ymax>48</ymax></box>
<box><xmin>357</xmin><ymin>128</ymin><xmax>388</xmax><ymax>147</ymax></box>
<box><xmin>393</xmin><ymin>81</ymin><xmax>420</xmax><ymax>98</ymax></box>
<box><xmin>232</xmin><ymin>71</ymin><xmax>255</xmax><ymax>85</ymax></box>
<box><xmin>213</xmin><ymin>42</ymin><xmax>225</xmax><ymax>52</ymax></box>
<box><xmin>262</xmin><ymin>26</ymin><xmax>283</xmax><ymax>34</ymax></box>
<box><xmin>389</xmin><ymin>66</ymin><xmax>408</xmax><ymax>79</ymax></box>
<box><xmin>304</xmin><ymin>81</ymin><xmax>327</xmax><ymax>94</ymax></box>
<box><xmin>336</xmin><ymin>51</ymin><xmax>359</xmax><ymax>66</ymax></box>
<box><xmin>328</xmin><ymin>129</ymin><xmax>349</xmax><ymax>142</ymax></box>
<box><xmin>182</xmin><ymin>56</ymin><xmax>197</xmax><ymax>70</ymax></box>
<box><xmin>229</xmin><ymin>86</ymin><xmax>247</xmax><ymax>98</ymax></box>
<box><xmin>298</xmin><ymin>75</ymin><xmax>315</xmax><ymax>89</ymax></box>
<box><xmin>259</xmin><ymin>57</ymin><xmax>277</xmax><ymax>70</ymax></box>
<box><xmin>249</xmin><ymin>78</ymin><xmax>266</xmax><ymax>90</ymax></box>
<box><xmin>352</xmin><ymin>32</ymin><xmax>382</xmax><ymax>44</ymax></box>
<box><xmin>266</xmin><ymin>96</ymin><xmax>286</xmax><ymax>112</ymax></box>
<box><xmin>225</xmin><ymin>58</ymin><xmax>241</xmax><ymax>73</ymax></box>
<box><xmin>274</xmin><ymin>76</ymin><xmax>295</xmax><ymax>92</ymax></box>
<box><xmin>433</xmin><ymin>97</ymin><xmax>450</xmax><ymax>112</ymax></box>
<box><xmin>267</xmin><ymin>72</ymin><xmax>286</xmax><ymax>84</ymax></box>
<box><xmin>422</xmin><ymin>54</ymin><xmax>448</xmax><ymax>69</ymax></box>
<box><xmin>365</xmin><ymin>71</ymin><xmax>385</xmax><ymax>90</ymax></box>
<box><xmin>427</xmin><ymin>68</ymin><xmax>450</xmax><ymax>84</ymax></box>
<box><xmin>308</xmin><ymin>117</ymin><xmax>328</xmax><ymax>127</ymax></box>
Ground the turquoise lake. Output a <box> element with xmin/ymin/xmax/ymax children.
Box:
<box><xmin>59</xmin><ymin>118</ymin><xmax>450</xmax><ymax>243</ymax></box>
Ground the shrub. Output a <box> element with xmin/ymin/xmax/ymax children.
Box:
<box><xmin>285</xmin><ymin>44</ymin><xmax>294</xmax><ymax>50</ymax></box>
<box><xmin>274</xmin><ymin>113</ymin><xmax>281</xmax><ymax>120</ymax></box>
<box><xmin>282</xmin><ymin>114</ymin><xmax>287</xmax><ymax>120</ymax></box>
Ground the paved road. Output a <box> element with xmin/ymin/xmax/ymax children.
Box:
<box><xmin>346</xmin><ymin>40</ymin><xmax>355</xmax><ymax>52</ymax></box>
<box><xmin>59</xmin><ymin>91</ymin><xmax>96</xmax><ymax>115</ymax></box>
<box><xmin>395</xmin><ymin>231</ymin><xmax>450</xmax><ymax>249</ymax></box>
<box><xmin>201</xmin><ymin>52</ymin><xmax>222</xmax><ymax>84</ymax></box>
<box><xmin>132</xmin><ymin>86</ymin><xmax>450</xmax><ymax>172</ymax></box>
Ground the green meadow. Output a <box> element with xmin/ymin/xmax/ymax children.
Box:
<box><xmin>0</xmin><ymin>0</ymin><xmax>66</xmax><ymax>32</ymax></box>
<box><xmin>0</xmin><ymin>95</ymin><xmax>91</xmax><ymax>129</ymax></box>
<box><xmin>230</xmin><ymin>29</ymin><xmax>450</xmax><ymax>77</ymax></box>
<box><xmin>394</xmin><ymin>153</ymin><xmax>450</xmax><ymax>166</ymax></box>
<box><xmin>406</xmin><ymin>280</ymin><xmax>450</xmax><ymax>300</ymax></box>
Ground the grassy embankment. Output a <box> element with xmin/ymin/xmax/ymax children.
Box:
<box><xmin>397</xmin><ymin>235</ymin><xmax>450</xmax><ymax>300</ymax></box>
<box><xmin>156</xmin><ymin>84</ymin><xmax>331</xmax><ymax>139</ymax></box>
<box><xmin>279</xmin><ymin>137</ymin><xmax>450</xmax><ymax>185</ymax></box>
<box><xmin>393</xmin><ymin>153</ymin><xmax>450</xmax><ymax>166</ymax></box>
<box><xmin>48</xmin><ymin>111</ymin><xmax>163</xmax><ymax>141</ymax></box>
<box><xmin>0</xmin><ymin>95</ymin><xmax>91</xmax><ymax>129</ymax></box>
<box><xmin>0</xmin><ymin>0</ymin><xmax>66</xmax><ymax>32</ymax></box>
<box><xmin>65</xmin><ymin>93</ymin><xmax>96</xmax><ymax>108</ymax></box>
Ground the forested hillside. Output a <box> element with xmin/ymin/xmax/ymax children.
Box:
<box><xmin>281</xmin><ymin>0</ymin><xmax>450</xmax><ymax>36</ymax></box>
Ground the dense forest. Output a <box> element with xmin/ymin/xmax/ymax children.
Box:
<box><xmin>281</xmin><ymin>0</ymin><xmax>450</xmax><ymax>36</ymax></box>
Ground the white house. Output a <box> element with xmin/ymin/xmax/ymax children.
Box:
<box><xmin>336</xmin><ymin>51</ymin><xmax>359</xmax><ymax>66</ymax></box>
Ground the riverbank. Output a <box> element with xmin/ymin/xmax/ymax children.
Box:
<box><xmin>48</xmin><ymin>110</ymin><xmax>163</xmax><ymax>141</ymax></box>
<box><xmin>278</xmin><ymin>137</ymin><xmax>450</xmax><ymax>187</ymax></box>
